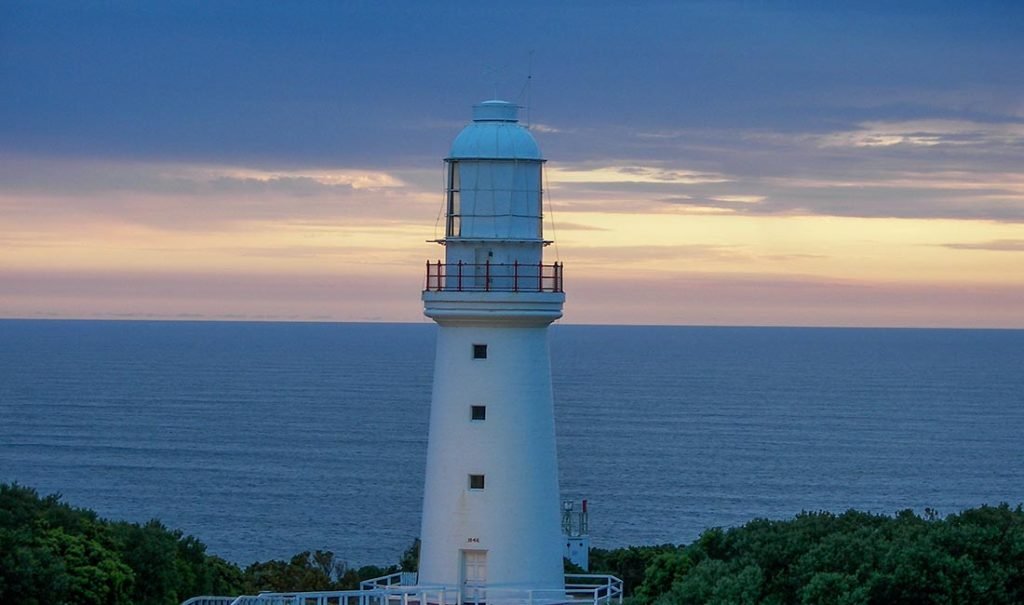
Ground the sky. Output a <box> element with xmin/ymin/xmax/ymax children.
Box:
<box><xmin>1</xmin><ymin>1</ymin><xmax>1022</xmax><ymax>327</ymax></box>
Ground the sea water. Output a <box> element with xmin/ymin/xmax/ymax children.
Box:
<box><xmin>1</xmin><ymin>320</ymin><xmax>1021</xmax><ymax>566</ymax></box>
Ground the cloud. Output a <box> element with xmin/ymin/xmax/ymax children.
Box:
<box><xmin>940</xmin><ymin>239</ymin><xmax>1024</xmax><ymax>252</ymax></box>
<box><xmin>813</xmin><ymin>119</ymin><xmax>1024</xmax><ymax>149</ymax></box>
<box><xmin>661</xmin><ymin>187</ymin><xmax>1024</xmax><ymax>223</ymax></box>
<box><xmin>529</xmin><ymin>123</ymin><xmax>564</xmax><ymax>134</ymax></box>
<box><xmin>0</xmin><ymin>268</ymin><xmax>425</xmax><ymax>322</ymax></box>
<box><xmin>758</xmin><ymin>172</ymin><xmax>1024</xmax><ymax>222</ymax></box>
<box><xmin>545</xmin><ymin>159</ymin><xmax>1024</xmax><ymax>223</ymax></box>
<box><xmin>564</xmin><ymin>244</ymin><xmax>749</xmax><ymax>266</ymax></box>
<box><xmin>545</xmin><ymin>222</ymin><xmax>609</xmax><ymax>232</ymax></box>
<box><xmin>710</xmin><ymin>195</ymin><xmax>765</xmax><ymax>204</ymax></box>
<box><xmin>547</xmin><ymin>164</ymin><xmax>729</xmax><ymax>186</ymax></box>
<box><xmin>643</xmin><ymin>163</ymin><xmax>1024</xmax><ymax>222</ymax></box>
<box><xmin>542</xmin><ymin>114</ymin><xmax>1024</xmax><ymax>223</ymax></box>
<box><xmin>0</xmin><ymin>155</ymin><xmax>406</xmax><ymax>196</ymax></box>
<box><xmin>659</xmin><ymin>196</ymin><xmax>764</xmax><ymax>214</ymax></box>
<box><xmin>541</xmin><ymin>162</ymin><xmax>738</xmax><ymax>215</ymax></box>
<box><xmin>0</xmin><ymin>154</ymin><xmax>437</xmax><ymax>231</ymax></box>
<box><xmin>565</xmin><ymin>272</ymin><xmax>1024</xmax><ymax>328</ymax></box>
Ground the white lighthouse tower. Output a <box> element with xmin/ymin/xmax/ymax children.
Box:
<box><xmin>419</xmin><ymin>100</ymin><xmax>566</xmax><ymax>603</ymax></box>
<box><xmin>178</xmin><ymin>102</ymin><xmax>623</xmax><ymax>605</ymax></box>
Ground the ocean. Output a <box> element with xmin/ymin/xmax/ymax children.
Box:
<box><xmin>1</xmin><ymin>320</ymin><xmax>1021</xmax><ymax>567</ymax></box>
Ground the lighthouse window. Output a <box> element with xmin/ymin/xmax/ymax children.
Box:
<box><xmin>473</xmin><ymin>344</ymin><xmax>488</xmax><ymax>359</ymax></box>
<box><xmin>446</xmin><ymin>160</ymin><xmax>461</xmax><ymax>237</ymax></box>
<box><xmin>536</xmin><ymin>164</ymin><xmax>544</xmax><ymax>239</ymax></box>
<box><xmin>469</xmin><ymin>474</ymin><xmax>486</xmax><ymax>490</ymax></box>
<box><xmin>471</xmin><ymin>405</ymin><xmax>487</xmax><ymax>421</ymax></box>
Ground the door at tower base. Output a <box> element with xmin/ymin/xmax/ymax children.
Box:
<box><xmin>461</xmin><ymin>550</ymin><xmax>488</xmax><ymax>603</ymax></box>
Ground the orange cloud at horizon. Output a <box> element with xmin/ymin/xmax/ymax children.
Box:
<box><xmin>552</xmin><ymin>212</ymin><xmax>1024</xmax><ymax>285</ymax></box>
<box><xmin>2</xmin><ymin>266</ymin><xmax>1021</xmax><ymax>329</ymax></box>
<box><xmin>1</xmin><ymin>153</ymin><xmax>1022</xmax><ymax>328</ymax></box>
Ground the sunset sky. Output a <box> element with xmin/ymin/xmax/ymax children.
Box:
<box><xmin>2</xmin><ymin>2</ymin><xmax>1022</xmax><ymax>327</ymax></box>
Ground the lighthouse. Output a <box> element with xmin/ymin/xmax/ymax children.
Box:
<box><xmin>179</xmin><ymin>102</ymin><xmax>623</xmax><ymax>605</ymax></box>
<box><xmin>419</xmin><ymin>100</ymin><xmax>566</xmax><ymax>602</ymax></box>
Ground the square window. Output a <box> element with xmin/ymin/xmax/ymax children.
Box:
<box><xmin>471</xmin><ymin>405</ymin><xmax>486</xmax><ymax>421</ymax></box>
<box><xmin>473</xmin><ymin>344</ymin><xmax>488</xmax><ymax>359</ymax></box>
<box><xmin>469</xmin><ymin>474</ymin><xmax>485</xmax><ymax>490</ymax></box>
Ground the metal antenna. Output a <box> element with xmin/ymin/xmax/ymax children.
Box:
<box><xmin>526</xmin><ymin>50</ymin><xmax>533</xmax><ymax>128</ymax></box>
<box><xmin>515</xmin><ymin>51</ymin><xmax>535</xmax><ymax>128</ymax></box>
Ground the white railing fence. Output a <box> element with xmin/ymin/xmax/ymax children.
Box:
<box><xmin>564</xmin><ymin>574</ymin><xmax>624</xmax><ymax>604</ymax></box>
<box><xmin>360</xmin><ymin>571</ymin><xmax>418</xmax><ymax>590</ymax></box>
<box><xmin>182</xmin><ymin>573</ymin><xmax>622</xmax><ymax>605</ymax></box>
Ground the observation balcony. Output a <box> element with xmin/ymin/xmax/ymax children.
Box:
<box><xmin>424</xmin><ymin>261</ymin><xmax>564</xmax><ymax>294</ymax></box>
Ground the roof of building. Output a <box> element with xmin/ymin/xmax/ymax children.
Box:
<box><xmin>449</xmin><ymin>100</ymin><xmax>542</xmax><ymax>160</ymax></box>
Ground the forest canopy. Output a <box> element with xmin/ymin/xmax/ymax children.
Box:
<box><xmin>2</xmin><ymin>483</ymin><xmax>1022</xmax><ymax>605</ymax></box>
<box><xmin>0</xmin><ymin>483</ymin><xmax>404</xmax><ymax>605</ymax></box>
<box><xmin>589</xmin><ymin>505</ymin><xmax>1024</xmax><ymax>605</ymax></box>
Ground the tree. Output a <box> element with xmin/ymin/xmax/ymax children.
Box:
<box><xmin>0</xmin><ymin>483</ymin><xmax>247</xmax><ymax>604</ymax></box>
<box><xmin>640</xmin><ymin>505</ymin><xmax>1024</xmax><ymax>605</ymax></box>
<box><xmin>633</xmin><ymin>550</ymin><xmax>691</xmax><ymax>603</ymax></box>
<box><xmin>399</xmin><ymin>537</ymin><xmax>420</xmax><ymax>572</ymax></box>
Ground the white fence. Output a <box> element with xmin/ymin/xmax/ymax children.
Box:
<box><xmin>182</xmin><ymin>573</ymin><xmax>622</xmax><ymax>605</ymax></box>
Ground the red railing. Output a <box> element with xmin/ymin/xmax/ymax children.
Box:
<box><xmin>424</xmin><ymin>260</ymin><xmax>564</xmax><ymax>293</ymax></box>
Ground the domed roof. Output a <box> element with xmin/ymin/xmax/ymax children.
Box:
<box><xmin>449</xmin><ymin>100</ymin><xmax>542</xmax><ymax>160</ymax></box>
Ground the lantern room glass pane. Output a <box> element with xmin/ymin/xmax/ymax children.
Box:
<box><xmin>447</xmin><ymin>160</ymin><xmax>461</xmax><ymax>237</ymax></box>
<box><xmin>536</xmin><ymin>164</ymin><xmax>544</xmax><ymax>239</ymax></box>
